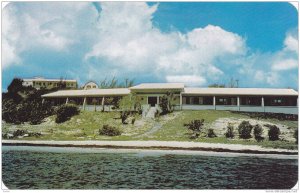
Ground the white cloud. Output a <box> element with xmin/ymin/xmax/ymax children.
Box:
<box><xmin>2</xmin><ymin>2</ymin><xmax>297</xmax><ymax>88</ymax></box>
<box><xmin>254</xmin><ymin>70</ymin><xmax>264</xmax><ymax>82</ymax></box>
<box><xmin>284</xmin><ymin>33</ymin><xmax>298</xmax><ymax>53</ymax></box>
<box><xmin>85</xmin><ymin>2</ymin><xmax>246</xmax><ymax>85</ymax></box>
<box><xmin>166</xmin><ymin>75</ymin><xmax>206</xmax><ymax>86</ymax></box>
<box><xmin>253</xmin><ymin>70</ymin><xmax>280</xmax><ymax>86</ymax></box>
<box><xmin>272</xmin><ymin>58</ymin><xmax>298</xmax><ymax>71</ymax></box>
<box><xmin>2</xmin><ymin>2</ymin><xmax>98</xmax><ymax>68</ymax></box>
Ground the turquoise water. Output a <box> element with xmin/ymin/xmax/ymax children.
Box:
<box><xmin>2</xmin><ymin>146</ymin><xmax>298</xmax><ymax>189</ymax></box>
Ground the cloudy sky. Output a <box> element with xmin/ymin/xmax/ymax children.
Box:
<box><xmin>2</xmin><ymin>2</ymin><xmax>298</xmax><ymax>90</ymax></box>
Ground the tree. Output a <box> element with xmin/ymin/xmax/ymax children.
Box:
<box><xmin>208</xmin><ymin>83</ymin><xmax>225</xmax><ymax>88</ymax></box>
<box><xmin>7</xmin><ymin>78</ymin><xmax>24</xmax><ymax>93</ymax></box>
<box><xmin>57</xmin><ymin>78</ymin><xmax>67</xmax><ymax>89</ymax></box>
<box><xmin>99</xmin><ymin>77</ymin><xmax>135</xmax><ymax>88</ymax></box>
<box><xmin>159</xmin><ymin>91</ymin><xmax>175</xmax><ymax>115</ymax></box>
<box><xmin>123</xmin><ymin>78</ymin><xmax>135</xmax><ymax>88</ymax></box>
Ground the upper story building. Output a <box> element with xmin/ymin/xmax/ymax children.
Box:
<box><xmin>22</xmin><ymin>77</ymin><xmax>77</xmax><ymax>90</ymax></box>
<box><xmin>83</xmin><ymin>81</ymin><xmax>99</xmax><ymax>90</ymax></box>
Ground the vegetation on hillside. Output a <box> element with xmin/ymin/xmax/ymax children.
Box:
<box><xmin>2</xmin><ymin>110</ymin><xmax>298</xmax><ymax>150</ymax></box>
<box><xmin>2</xmin><ymin>78</ymin><xmax>55</xmax><ymax>125</ymax></box>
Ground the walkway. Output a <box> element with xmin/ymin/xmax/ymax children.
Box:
<box><xmin>2</xmin><ymin>140</ymin><xmax>298</xmax><ymax>155</ymax></box>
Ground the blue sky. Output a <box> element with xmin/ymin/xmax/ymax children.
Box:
<box><xmin>2</xmin><ymin>2</ymin><xmax>298</xmax><ymax>90</ymax></box>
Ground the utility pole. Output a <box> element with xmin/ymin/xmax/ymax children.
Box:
<box><xmin>236</xmin><ymin>79</ymin><xmax>239</xmax><ymax>88</ymax></box>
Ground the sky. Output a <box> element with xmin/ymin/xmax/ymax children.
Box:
<box><xmin>2</xmin><ymin>2</ymin><xmax>299</xmax><ymax>90</ymax></box>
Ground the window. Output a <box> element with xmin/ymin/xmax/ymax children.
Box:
<box><xmin>193</xmin><ymin>97</ymin><xmax>199</xmax><ymax>104</ymax></box>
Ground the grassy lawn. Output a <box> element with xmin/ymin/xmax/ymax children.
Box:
<box><xmin>2</xmin><ymin>110</ymin><xmax>298</xmax><ymax>150</ymax></box>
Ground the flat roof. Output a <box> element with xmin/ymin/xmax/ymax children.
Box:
<box><xmin>23</xmin><ymin>78</ymin><xmax>77</xmax><ymax>82</ymax></box>
<box><xmin>130</xmin><ymin>83</ymin><xmax>185</xmax><ymax>90</ymax></box>
<box><xmin>184</xmin><ymin>88</ymin><xmax>298</xmax><ymax>96</ymax></box>
<box><xmin>42</xmin><ymin>88</ymin><xmax>130</xmax><ymax>98</ymax></box>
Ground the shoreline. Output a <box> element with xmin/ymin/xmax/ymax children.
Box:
<box><xmin>2</xmin><ymin>140</ymin><xmax>298</xmax><ymax>155</ymax></box>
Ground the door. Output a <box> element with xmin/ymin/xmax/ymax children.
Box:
<box><xmin>148</xmin><ymin>97</ymin><xmax>157</xmax><ymax>107</ymax></box>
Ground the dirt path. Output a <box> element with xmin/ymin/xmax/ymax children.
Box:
<box><xmin>135</xmin><ymin>122</ymin><xmax>162</xmax><ymax>138</ymax></box>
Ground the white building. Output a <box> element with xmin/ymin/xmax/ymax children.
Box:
<box><xmin>42</xmin><ymin>83</ymin><xmax>299</xmax><ymax>115</ymax></box>
<box><xmin>22</xmin><ymin>77</ymin><xmax>77</xmax><ymax>90</ymax></box>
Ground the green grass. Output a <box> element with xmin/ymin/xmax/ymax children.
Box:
<box><xmin>2</xmin><ymin>110</ymin><xmax>298</xmax><ymax>150</ymax></box>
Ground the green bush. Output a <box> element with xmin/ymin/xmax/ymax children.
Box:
<box><xmin>268</xmin><ymin>125</ymin><xmax>280</xmax><ymax>141</ymax></box>
<box><xmin>238</xmin><ymin>121</ymin><xmax>253</xmax><ymax>139</ymax></box>
<box><xmin>99</xmin><ymin>125</ymin><xmax>121</xmax><ymax>136</ymax></box>
<box><xmin>207</xmin><ymin>129</ymin><xmax>217</xmax><ymax>138</ymax></box>
<box><xmin>55</xmin><ymin>104</ymin><xmax>79</xmax><ymax>123</ymax></box>
<box><xmin>253</xmin><ymin>124</ymin><xmax>264</xmax><ymax>142</ymax></box>
<box><xmin>294</xmin><ymin>128</ymin><xmax>298</xmax><ymax>144</ymax></box>
<box><xmin>2</xmin><ymin>91</ymin><xmax>54</xmax><ymax>125</ymax></box>
<box><xmin>184</xmin><ymin>119</ymin><xmax>204</xmax><ymax>139</ymax></box>
<box><xmin>13</xmin><ymin>130</ymin><xmax>27</xmax><ymax>138</ymax></box>
<box><xmin>225</xmin><ymin>123</ymin><xmax>235</xmax><ymax>138</ymax></box>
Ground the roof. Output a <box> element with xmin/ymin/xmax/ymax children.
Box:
<box><xmin>23</xmin><ymin>78</ymin><xmax>77</xmax><ymax>82</ymax></box>
<box><xmin>42</xmin><ymin>88</ymin><xmax>130</xmax><ymax>98</ymax></box>
<box><xmin>130</xmin><ymin>83</ymin><xmax>185</xmax><ymax>90</ymax></box>
<box><xmin>183</xmin><ymin>88</ymin><xmax>298</xmax><ymax>96</ymax></box>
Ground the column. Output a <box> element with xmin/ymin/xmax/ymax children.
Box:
<box><xmin>83</xmin><ymin>97</ymin><xmax>87</xmax><ymax>111</ymax></box>
<box><xmin>65</xmin><ymin>97</ymin><xmax>69</xmax><ymax>104</ymax></box>
<box><xmin>261</xmin><ymin>97</ymin><xmax>265</xmax><ymax>112</ymax></box>
<box><xmin>237</xmin><ymin>96</ymin><xmax>240</xmax><ymax>111</ymax></box>
<box><xmin>213</xmin><ymin>96</ymin><xmax>216</xmax><ymax>110</ymax></box>
<box><xmin>180</xmin><ymin>93</ymin><xmax>182</xmax><ymax>110</ymax></box>
<box><xmin>102</xmin><ymin>97</ymin><xmax>105</xmax><ymax>111</ymax></box>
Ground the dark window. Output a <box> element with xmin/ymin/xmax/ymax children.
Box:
<box><xmin>240</xmin><ymin>97</ymin><xmax>261</xmax><ymax>106</ymax></box>
<box><xmin>216</xmin><ymin>96</ymin><xmax>237</xmax><ymax>105</ymax></box>
<box><xmin>193</xmin><ymin>97</ymin><xmax>199</xmax><ymax>105</ymax></box>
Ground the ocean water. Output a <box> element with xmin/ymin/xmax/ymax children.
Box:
<box><xmin>2</xmin><ymin>146</ymin><xmax>298</xmax><ymax>189</ymax></box>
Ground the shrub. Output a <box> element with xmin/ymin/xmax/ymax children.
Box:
<box><xmin>238</xmin><ymin>121</ymin><xmax>253</xmax><ymax>139</ymax></box>
<box><xmin>184</xmin><ymin>119</ymin><xmax>204</xmax><ymax>139</ymax></box>
<box><xmin>55</xmin><ymin>104</ymin><xmax>79</xmax><ymax>123</ymax></box>
<box><xmin>99</xmin><ymin>125</ymin><xmax>121</xmax><ymax>136</ymax></box>
<box><xmin>207</xmin><ymin>129</ymin><xmax>217</xmax><ymax>138</ymax></box>
<box><xmin>13</xmin><ymin>130</ymin><xmax>26</xmax><ymax>138</ymax></box>
<box><xmin>225</xmin><ymin>123</ymin><xmax>235</xmax><ymax>139</ymax></box>
<box><xmin>294</xmin><ymin>128</ymin><xmax>298</xmax><ymax>144</ymax></box>
<box><xmin>253</xmin><ymin>124</ymin><xmax>264</xmax><ymax>142</ymax></box>
<box><xmin>268</xmin><ymin>125</ymin><xmax>280</xmax><ymax>141</ymax></box>
<box><xmin>2</xmin><ymin>97</ymin><xmax>54</xmax><ymax>125</ymax></box>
